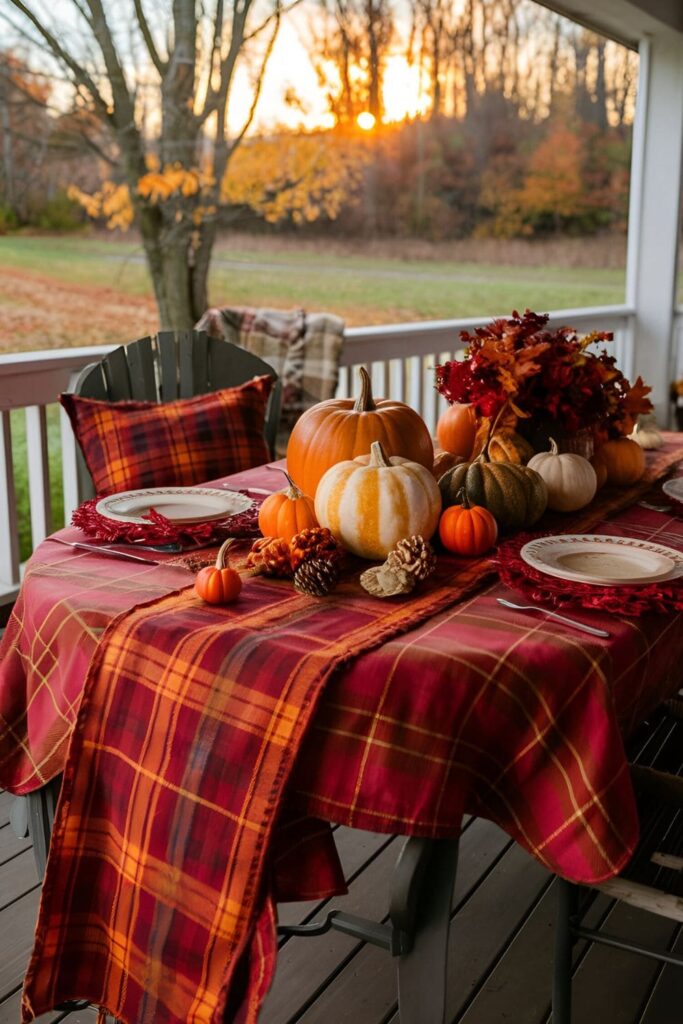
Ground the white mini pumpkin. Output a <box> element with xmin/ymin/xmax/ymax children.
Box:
<box><xmin>629</xmin><ymin>417</ymin><xmax>663</xmax><ymax>450</ymax></box>
<box><xmin>314</xmin><ymin>441</ymin><xmax>442</xmax><ymax>559</ymax></box>
<box><xmin>527</xmin><ymin>438</ymin><xmax>597</xmax><ymax>512</ymax></box>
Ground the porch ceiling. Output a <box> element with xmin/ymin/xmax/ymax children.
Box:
<box><xmin>539</xmin><ymin>0</ymin><xmax>683</xmax><ymax>48</ymax></box>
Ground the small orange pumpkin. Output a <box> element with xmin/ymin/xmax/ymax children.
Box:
<box><xmin>438</xmin><ymin>492</ymin><xmax>498</xmax><ymax>556</ymax></box>
<box><xmin>436</xmin><ymin>403</ymin><xmax>478</xmax><ymax>459</ymax></box>
<box><xmin>195</xmin><ymin>539</ymin><xmax>242</xmax><ymax>604</ymax></box>
<box><xmin>258</xmin><ymin>471</ymin><xmax>318</xmax><ymax>542</ymax></box>
<box><xmin>592</xmin><ymin>437</ymin><xmax>646</xmax><ymax>486</ymax></box>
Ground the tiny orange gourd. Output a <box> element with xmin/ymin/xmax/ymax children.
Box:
<box><xmin>436</xmin><ymin>403</ymin><xmax>478</xmax><ymax>459</ymax></box>
<box><xmin>258</xmin><ymin>471</ymin><xmax>318</xmax><ymax>542</ymax></box>
<box><xmin>195</xmin><ymin>539</ymin><xmax>243</xmax><ymax>604</ymax></box>
<box><xmin>438</xmin><ymin>492</ymin><xmax>498</xmax><ymax>557</ymax></box>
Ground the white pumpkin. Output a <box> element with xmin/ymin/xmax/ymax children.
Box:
<box><xmin>629</xmin><ymin>417</ymin><xmax>663</xmax><ymax>450</ymax></box>
<box><xmin>527</xmin><ymin>438</ymin><xmax>597</xmax><ymax>512</ymax></box>
<box><xmin>315</xmin><ymin>441</ymin><xmax>442</xmax><ymax>560</ymax></box>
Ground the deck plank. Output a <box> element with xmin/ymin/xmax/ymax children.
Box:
<box><xmin>0</xmin><ymin>849</ymin><xmax>40</xmax><ymax>913</ymax></box>
<box><xmin>0</xmin><ymin>823</ymin><xmax>32</xmax><ymax>868</ymax></box>
<box><xmin>638</xmin><ymin>931</ymin><xmax>683</xmax><ymax>1024</ymax></box>
<box><xmin>0</xmin><ymin>889</ymin><xmax>41</xmax><ymax>1001</ymax></box>
<box><xmin>0</xmin><ymin>791</ymin><xmax>14</xmax><ymax>828</ymax></box>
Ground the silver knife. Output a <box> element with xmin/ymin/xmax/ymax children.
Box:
<box><xmin>47</xmin><ymin>536</ymin><xmax>185</xmax><ymax>566</ymax></box>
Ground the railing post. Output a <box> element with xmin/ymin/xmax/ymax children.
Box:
<box><xmin>25</xmin><ymin>405</ymin><xmax>52</xmax><ymax>548</ymax></box>
<box><xmin>0</xmin><ymin>410</ymin><xmax>20</xmax><ymax>589</ymax></box>
<box><xmin>626</xmin><ymin>35</ymin><xmax>683</xmax><ymax>425</ymax></box>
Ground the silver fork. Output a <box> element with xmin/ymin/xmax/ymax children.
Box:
<box><xmin>496</xmin><ymin>598</ymin><xmax>610</xmax><ymax>638</ymax></box>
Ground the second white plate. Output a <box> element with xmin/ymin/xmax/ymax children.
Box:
<box><xmin>662</xmin><ymin>478</ymin><xmax>683</xmax><ymax>504</ymax></box>
<box><xmin>96</xmin><ymin>487</ymin><xmax>253</xmax><ymax>525</ymax></box>
<box><xmin>520</xmin><ymin>534</ymin><xmax>683</xmax><ymax>586</ymax></box>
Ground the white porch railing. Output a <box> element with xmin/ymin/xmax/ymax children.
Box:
<box><xmin>0</xmin><ymin>304</ymin><xmax>644</xmax><ymax>606</ymax></box>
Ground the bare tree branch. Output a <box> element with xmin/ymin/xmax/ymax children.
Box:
<box><xmin>84</xmin><ymin>0</ymin><xmax>136</xmax><ymax>126</ymax></box>
<box><xmin>230</xmin><ymin>2</ymin><xmax>281</xmax><ymax>151</ymax></box>
<box><xmin>5</xmin><ymin>1</ymin><xmax>111</xmax><ymax>118</ymax></box>
<box><xmin>133</xmin><ymin>0</ymin><xmax>166</xmax><ymax>76</ymax></box>
<box><xmin>243</xmin><ymin>0</ymin><xmax>301</xmax><ymax>44</ymax></box>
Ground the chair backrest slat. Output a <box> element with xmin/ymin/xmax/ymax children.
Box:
<box><xmin>102</xmin><ymin>346</ymin><xmax>132</xmax><ymax>400</ymax></box>
<box><xmin>74</xmin><ymin>361</ymin><xmax>108</xmax><ymax>401</ymax></box>
<box><xmin>191</xmin><ymin>331</ymin><xmax>210</xmax><ymax>395</ymax></box>
<box><xmin>126</xmin><ymin>336</ymin><xmax>157</xmax><ymax>401</ymax></box>
<box><xmin>157</xmin><ymin>332</ymin><xmax>179</xmax><ymax>401</ymax></box>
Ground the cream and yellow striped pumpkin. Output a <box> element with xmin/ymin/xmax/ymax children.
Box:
<box><xmin>314</xmin><ymin>441</ymin><xmax>442</xmax><ymax>560</ymax></box>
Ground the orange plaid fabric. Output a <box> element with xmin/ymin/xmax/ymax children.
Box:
<box><xmin>22</xmin><ymin>552</ymin><xmax>489</xmax><ymax>1024</ymax></box>
<box><xmin>60</xmin><ymin>375</ymin><xmax>272</xmax><ymax>496</ymax></box>
<box><xmin>2</xmin><ymin>439</ymin><xmax>682</xmax><ymax>1024</ymax></box>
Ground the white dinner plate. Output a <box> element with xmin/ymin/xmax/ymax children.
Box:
<box><xmin>96</xmin><ymin>487</ymin><xmax>253</xmax><ymax>525</ymax></box>
<box><xmin>662</xmin><ymin>478</ymin><xmax>683</xmax><ymax>504</ymax></box>
<box><xmin>520</xmin><ymin>534</ymin><xmax>683</xmax><ymax>586</ymax></box>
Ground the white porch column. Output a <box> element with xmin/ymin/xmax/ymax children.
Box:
<box><xmin>627</xmin><ymin>33</ymin><xmax>683</xmax><ymax>426</ymax></box>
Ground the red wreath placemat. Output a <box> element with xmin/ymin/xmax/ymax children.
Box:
<box><xmin>496</xmin><ymin>532</ymin><xmax>683</xmax><ymax>616</ymax></box>
<box><xmin>72</xmin><ymin>492</ymin><xmax>263</xmax><ymax>545</ymax></box>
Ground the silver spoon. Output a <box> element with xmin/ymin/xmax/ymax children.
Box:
<box><xmin>496</xmin><ymin>597</ymin><xmax>610</xmax><ymax>638</ymax></box>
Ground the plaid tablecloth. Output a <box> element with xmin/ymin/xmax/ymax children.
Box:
<box><xmin>2</xmin><ymin>440</ymin><xmax>683</xmax><ymax>1024</ymax></box>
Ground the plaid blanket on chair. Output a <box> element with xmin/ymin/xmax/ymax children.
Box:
<box><xmin>196</xmin><ymin>307</ymin><xmax>345</xmax><ymax>457</ymax></box>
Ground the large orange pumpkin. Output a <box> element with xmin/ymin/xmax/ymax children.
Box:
<box><xmin>286</xmin><ymin>367</ymin><xmax>434</xmax><ymax>499</ymax></box>
<box><xmin>592</xmin><ymin>437</ymin><xmax>646</xmax><ymax>486</ymax></box>
<box><xmin>436</xmin><ymin>403</ymin><xmax>478</xmax><ymax>459</ymax></box>
<box><xmin>257</xmin><ymin>471</ymin><xmax>318</xmax><ymax>542</ymax></box>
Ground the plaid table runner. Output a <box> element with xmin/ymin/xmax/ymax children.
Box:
<box><xmin>1</xmin><ymin>440</ymin><xmax>682</xmax><ymax>1023</ymax></box>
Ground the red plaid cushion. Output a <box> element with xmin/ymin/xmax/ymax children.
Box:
<box><xmin>60</xmin><ymin>375</ymin><xmax>273</xmax><ymax>496</ymax></box>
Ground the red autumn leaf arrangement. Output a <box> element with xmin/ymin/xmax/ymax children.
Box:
<box><xmin>435</xmin><ymin>309</ymin><xmax>653</xmax><ymax>440</ymax></box>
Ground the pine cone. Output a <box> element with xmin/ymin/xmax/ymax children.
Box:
<box><xmin>290</xmin><ymin>527</ymin><xmax>341</xmax><ymax>572</ymax></box>
<box><xmin>386</xmin><ymin>535</ymin><xmax>436</xmax><ymax>582</ymax></box>
<box><xmin>293</xmin><ymin>558</ymin><xmax>340</xmax><ymax>597</ymax></box>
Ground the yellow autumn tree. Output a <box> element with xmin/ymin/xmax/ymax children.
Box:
<box><xmin>221</xmin><ymin>133</ymin><xmax>368</xmax><ymax>224</ymax></box>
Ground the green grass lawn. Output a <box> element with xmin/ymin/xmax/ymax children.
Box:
<box><xmin>11</xmin><ymin>405</ymin><xmax>65</xmax><ymax>560</ymax></box>
<box><xmin>0</xmin><ymin>233</ymin><xmax>629</xmax><ymax>326</ymax></box>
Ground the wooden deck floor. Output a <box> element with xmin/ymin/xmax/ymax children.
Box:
<box><xmin>1</xmin><ymin>790</ymin><xmax>681</xmax><ymax>1024</ymax></box>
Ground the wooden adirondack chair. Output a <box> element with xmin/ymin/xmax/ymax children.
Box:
<box><xmin>71</xmin><ymin>329</ymin><xmax>282</xmax><ymax>500</ymax></box>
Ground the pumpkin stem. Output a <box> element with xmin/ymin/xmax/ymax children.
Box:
<box><xmin>215</xmin><ymin>538</ymin><xmax>235</xmax><ymax>570</ymax></box>
<box><xmin>353</xmin><ymin>367</ymin><xmax>377</xmax><ymax>412</ymax></box>
<box><xmin>547</xmin><ymin>437</ymin><xmax>559</xmax><ymax>455</ymax></box>
<box><xmin>277</xmin><ymin>468</ymin><xmax>305</xmax><ymax>499</ymax></box>
<box><xmin>456</xmin><ymin>486</ymin><xmax>471</xmax><ymax>510</ymax></box>
<box><xmin>369</xmin><ymin>440</ymin><xmax>392</xmax><ymax>468</ymax></box>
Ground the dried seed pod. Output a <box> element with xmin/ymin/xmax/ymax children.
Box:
<box><xmin>386</xmin><ymin>535</ymin><xmax>436</xmax><ymax>583</ymax></box>
<box><xmin>294</xmin><ymin>558</ymin><xmax>340</xmax><ymax>597</ymax></box>
<box><xmin>290</xmin><ymin>526</ymin><xmax>341</xmax><ymax>572</ymax></box>
<box><xmin>360</xmin><ymin>564</ymin><xmax>415</xmax><ymax>598</ymax></box>
<box><xmin>247</xmin><ymin>536</ymin><xmax>293</xmax><ymax>577</ymax></box>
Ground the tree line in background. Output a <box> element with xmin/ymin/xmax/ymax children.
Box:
<box><xmin>0</xmin><ymin>0</ymin><xmax>636</xmax><ymax>328</ymax></box>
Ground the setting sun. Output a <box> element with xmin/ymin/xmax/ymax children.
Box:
<box><xmin>356</xmin><ymin>111</ymin><xmax>376</xmax><ymax>131</ymax></box>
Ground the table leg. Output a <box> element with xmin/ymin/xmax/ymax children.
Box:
<box><xmin>390</xmin><ymin>837</ymin><xmax>460</xmax><ymax>1024</ymax></box>
<box><xmin>552</xmin><ymin>879</ymin><xmax>579</xmax><ymax>1024</ymax></box>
